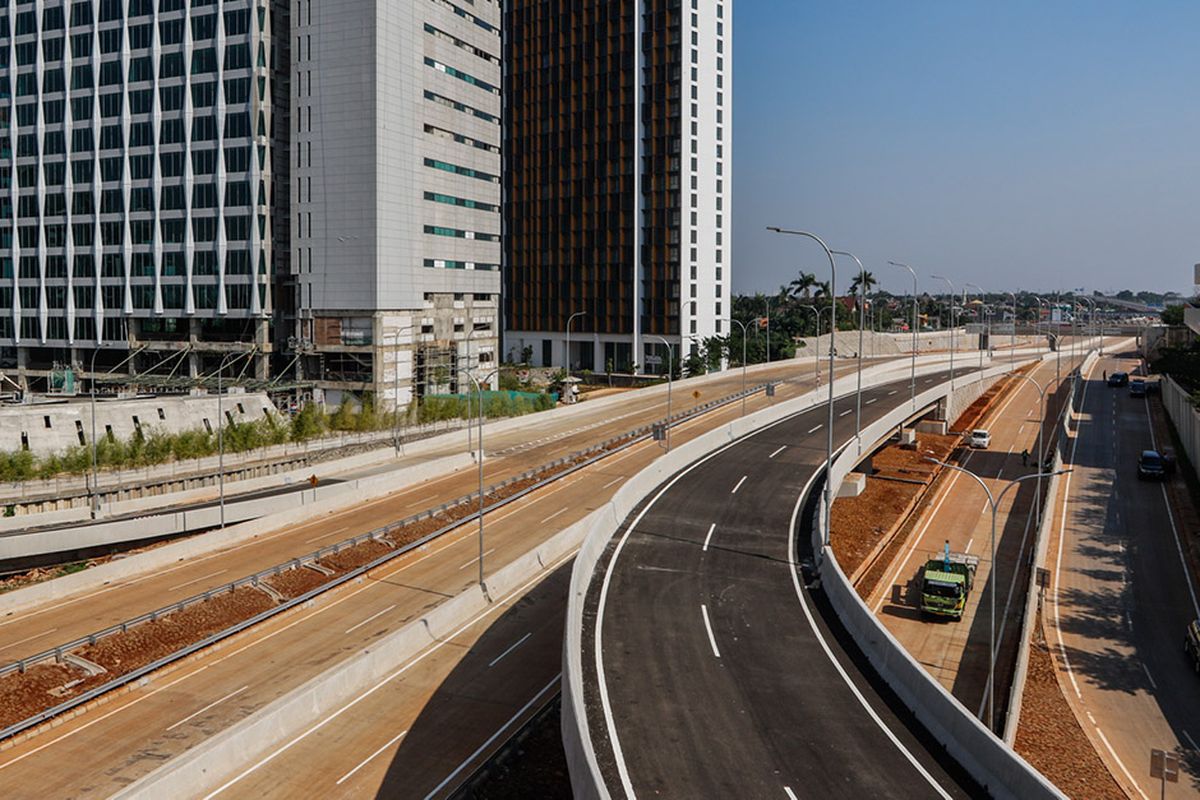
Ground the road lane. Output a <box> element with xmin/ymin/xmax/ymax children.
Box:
<box><xmin>1047</xmin><ymin>347</ymin><xmax>1200</xmax><ymax>799</ymax></box>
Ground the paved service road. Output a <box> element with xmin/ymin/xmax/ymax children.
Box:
<box><xmin>870</xmin><ymin>353</ymin><xmax>1086</xmax><ymax>730</ymax></box>
<box><xmin>1048</xmin><ymin>347</ymin><xmax>1200</xmax><ymax>799</ymax></box>
<box><xmin>584</xmin><ymin>369</ymin><xmax>982</xmax><ymax>799</ymax></box>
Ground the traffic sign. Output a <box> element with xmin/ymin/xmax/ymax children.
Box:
<box><xmin>1150</xmin><ymin>748</ymin><xmax>1179</xmax><ymax>784</ymax></box>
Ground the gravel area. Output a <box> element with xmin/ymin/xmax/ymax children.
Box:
<box><xmin>1015</xmin><ymin>616</ymin><xmax>1124</xmax><ymax>800</ymax></box>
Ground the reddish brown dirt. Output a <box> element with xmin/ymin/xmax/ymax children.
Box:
<box><xmin>0</xmin><ymin>662</ymin><xmax>83</xmax><ymax>729</ymax></box>
<box><xmin>1015</xmin><ymin>617</ymin><xmax>1125</xmax><ymax>800</ymax></box>
<box><xmin>266</xmin><ymin>566</ymin><xmax>336</xmax><ymax>599</ymax></box>
<box><xmin>319</xmin><ymin>540</ymin><xmax>394</xmax><ymax>573</ymax></box>
<box><xmin>0</xmin><ymin>435</ymin><xmax>634</xmax><ymax>732</ymax></box>
<box><xmin>74</xmin><ymin>588</ymin><xmax>275</xmax><ymax>677</ymax></box>
<box><xmin>831</xmin><ymin>432</ymin><xmax>959</xmax><ymax>582</ymax></box>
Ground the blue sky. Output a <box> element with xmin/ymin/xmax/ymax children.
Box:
<box><xmin>732</xmin><ymin>1</ymin><xmax>1200</xmax><ymax>297</ymax></box>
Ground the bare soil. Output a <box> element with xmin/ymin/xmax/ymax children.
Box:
<box><xmin>266</xmin><ymin>566</ymin><xmax>336</xmax><ymax>599</ymax></box>
<box><xmin>1014</xmin><ymin>617</ymin><xmax>1124</xmax><ymax>800</ymax></box>
<box><xmin>318</xmin><ymin>539</ymin><xmax>394</xmax><ymax>573</ymax></box>
<box><xmin>0</xmin><ymin>662</ymin><xmax>82</xmax><ymax>729</ymax></box>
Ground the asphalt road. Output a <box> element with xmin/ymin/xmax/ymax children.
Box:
<box><xmin>0</xmin><ymin>358</ymin><xmax>892</xmax><ymax>797</ymax></box>
<box><xmin>1048</xmin><ymin>347</ymin><xmax>1200</xmax><ymax>799</ymax></box>
<box><xmin>584</xmin><ymin>368</ymin><xmax>983</xmax><ymax>799</ymax></box>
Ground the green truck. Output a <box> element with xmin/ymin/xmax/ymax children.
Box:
<box><xmin>920</xmin><ymin>543</ymin><xmax>980</xmax><ymax>619</ymax></box>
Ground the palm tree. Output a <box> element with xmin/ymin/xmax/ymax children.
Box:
<box><xmin>788</xmin><ymin>271</ymin><xmax>818</xmax><ymax>302</ymax></box>
<box><xmin>813</xmin><ymin>281</ymin><xmax>832</xmax><ymax>299</ymax></box>
<box><xmin>849</xmin><ymin>270</ymin><xmax>877</xmax><ymax>296</ymax></box>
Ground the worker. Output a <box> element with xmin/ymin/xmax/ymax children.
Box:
<box><xmin>1021</xmin><ymin>448</ymin><xmax>1029</xmax><ymax>466</ymax></box>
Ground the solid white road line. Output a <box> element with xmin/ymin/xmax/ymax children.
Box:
<box><xmin>344</xmin><ymin>604</ymin><xmax>397</xmax><ymax>635</ymax></box>
<box><xmin>786</xmin><ymin>472</ymin><xmax>953</xmax><ymax>799</ymax></box>
<box><xmin>784</xmin><ymin>787</ymin><xmax>799</xmax><ymax>800</ymax></box>
<box><xmin>769</xmin><ymin>445</ymin><xmax>787</xmax><ymax>459</ymax></box>
<box><xmin>602</xmin><ymin>476</ymin><xmax>624</xmax><ymax>489</ymax></box>
<box><xmin>488</xmin><ymin>632</ymin><xmax>532</xmax><ymax>668</ymax></box>
<box><xmin>539</xmin><ymin>507</ymin><xmax>569</xmax><ymax>524</ymax></box>
<box><xmin>165</xmin><ymin>685</ymin><xmax>249</xmax><ymax>732</ymax></box>
<box><xmin>421</xmin><ymin>674</ymin><xmax>561</xmax><ymax>800</ymax></box>
<box><xmin>168</xmin><ymin>569</ymin><xmax>230</xmax><ymax>592</ymax></box>
<box><xmin>201</xmin><ymin>552</ymin><xmax>575</xmax><ymax>800</ymax></box>
<box><xmin>700</xmin><ymin>604</ymin><xmax>721</xmax><ymax>658</ymax></box>
<box><xmin>458</xmin><ymin>549</ymin><xmax>496</xmax><ymax>571</ymax></box>
<box><xmin>807</xmin><ymin>425</ymin><xmax>822</xmax><ymax>434</ymax></box>
<box><xmin>1183</xmin><ymin>730</ymin><xmax>1199</xmax><ymax>751</ymax></box>
<box><xmin>702</xmin><ymin>523</ymin><xmax>717</xmax><ymax>552</ymax></box>
<box><xmin>1140</xmin><ymin>399</ymin><xmax>1200</xmax><ymax>617</ymax></box>
<box><xmin>0</xmin><ymin>627</ymin><xmax>58</xmax><ymax>655</ymax></box>
<box><xmin>335</xmin><ymin>729</ymin><xmax>409</xmax><ymax>786</ymax></box>
<box><xmin>1094</xmin><ymin>726</ymin><xmax>1150</xmax><ymax>800</ymax></box>
<box><xmin>731</xmin><ymin>476</ymin><xmax>748</xmax><ymax>494</ymax></box>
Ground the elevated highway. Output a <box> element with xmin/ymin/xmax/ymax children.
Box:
<box><xmin>579</xmin><ymin>368</ymin><xmax>983</xmax><ymax>798</ymax></box>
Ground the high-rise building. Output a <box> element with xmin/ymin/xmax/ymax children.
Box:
<box><xmin>0</xmin><ymin>0</ymin><xmax>286</xmax><ymax>390</ymax></box>
<box><xmin>290</xmin><ymin>0</ymin><xmax>501</xmax><ymax>408</ymax></box>
<box><xmin>503</xmin><ymin>0</ymin><xmax>731</xmax><ymax>374</ymax></box>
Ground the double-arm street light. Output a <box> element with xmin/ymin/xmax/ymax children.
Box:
<box><xmin>649</xmin><ymin>335</ymin><xmax>674</xmax><ymax>451</ymax></box>
<box><xmin>930</xmin><ymin>275</ymin><xmax>957</xmax><ymax>387</ymax></box>
<box><xmin>729</xmin><ymin>319</ymin><xmax>749</xmax><ymax>416</ymax></box>
<box><xmin>768</xmin><ymin>227</ymin><xmax>836</xmax><ymax>549</ymax></box>
<box><xmin>458</xmin><ymin>367</ymin><xmax>499</xmax><ymax>592</ymax></box>
<box><xmin>1006</xmin><ymin>292</ymin><xmax>1018</xmax><ymax>370</ymax></box>
<box><xmin>926</xmin><ymin>457</ymin><xmax>1072</xmax><ymax>733</ymax></box>
<box><xmin>832</xmin><ymin>249</ymin><xmax>868</xmax><ymax>443</ymax></box>
<box><xmin>888</xmin><ymin>261</ymin><xmax>918</xmax><ymax>406</ymax></box>
<box><xmin>796</xmin><ymin>304</ymin><xmax>829</xmax><ymax>385</ymax></box>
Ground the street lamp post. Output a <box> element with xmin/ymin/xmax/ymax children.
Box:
<box><xmin>1006</xmin><ymin>292</ymin><xmax>1017</xmax><ymax>370</ymax></box>
<box><xmin>764</xmin><ymin>296</ymin><xmax>772</xmax><ymax>365</ymax></box>
<box><xmin>649</xmin><ymin>335</ymin><xmax>674</xmax><ymax>450</ymax></box>
<box><xmin>768</xmin><ymin>227</ymin><xmax>837</xmax><ymax>551</ymax></box>
<box><xmin>965</xmin><ymin>283</ymin><xmax>986</xmax><ymax>376</ymax></box>
<box><xmin>88</xmin><ymin>347</ymin><xmax>102</xmax><ymax>517</ymax></box>
<box><xmin>215</xmin><ymin>352</ymin><xmax>240</xmax><ymax>529</ymax></box>
<box><xmin>457</xmin><ymin>367</ymin><xmax>499</xmax><ymax>591</ymax></box>
<box><xmin>832</xmin><ymin>249</ymin><xmax>868</xmax><ymax>444</ymax></box>
<box><xmin>931</xmin><ymin>275</ymin><xmax>957</xmax><ymax>387</ymax></box>
<box><xmin>926</xmin><ymin>457</ymin><xmax>1072</xmax><ymax>732</ymax></box>
<box><xmin>797</xmin><ymin>304</ymin><xmax>826</xmax><ymax>385</ymax></box>
<box><xmin>889</xmin><ymin>261</ymin><xmax>918</xmax><ymax>406</ymax></box>
<box><xmin>565</xmin><ymin>311</ymin><xmax>588</xmax><ymax>374</ymax></box>
<box><xmin>1033</xmin><ymin>295</ymin><xmax>1049</xmax><ymax>359</ymax></box>
<box><xmin>729</xmin><ymin>319</ymin><xmax>749</xmax><ymax>416</ymax></box>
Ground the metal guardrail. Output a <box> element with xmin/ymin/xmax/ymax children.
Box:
<box><xmin>0</xmin><ymin>378</ymin><xmax>776</xmax><ymax>743</ymax></box>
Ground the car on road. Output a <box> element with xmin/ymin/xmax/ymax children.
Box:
<box><xmin>1107</xmin><ymin>371</ymin><xmax>1129</xmax><ymax>387</ymax></box>
<box><xmin>1137</xmin><ymin>450</ymin><xmax>1167</xmax><ymax>481</ymax></box>
<box><xmin>1187</xmin><ymin>620</ymin><xmax>1200</xmax><ymax>674</ymax></box>
<box><xmin>968</xmin><ymin>429</ymin><xmax>991</xmax><ymax>449</ymax></box>
<box><xmin>1130</xmin><ymin>378</ymin><xmax>1147</xmax><ymax>397</ymax></box>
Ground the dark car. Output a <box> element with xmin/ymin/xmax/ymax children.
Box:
<box><xmin>1107</xmin><ymin>371</ymin><xmax>1128</xmax><ymax>387</ymax></box>
<box><xmin>1130</xmin><ymin>378</ymin><xmax>1147</xmax><ymax>397</ymax></box>
<box><xmin>1138</xmin><ymin>450</ymin><xmax>1166</xmax><ymax>480</ymax></box>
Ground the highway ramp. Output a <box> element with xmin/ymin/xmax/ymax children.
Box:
<box><xmin>583</xmin><ymin>369</ymin><xmax>982</xmax><ymax>798</ymax></box>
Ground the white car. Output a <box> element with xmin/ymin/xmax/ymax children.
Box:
<box><xmin>968</xmin><ymin>429</ymin><xmax>991</xmax><ymax>449</ymax></box>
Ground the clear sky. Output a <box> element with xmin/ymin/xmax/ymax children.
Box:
<box><xmin>732</xmin><ymin>1</ymin><xmax>1200</xmax><ymax>298</ymax></box>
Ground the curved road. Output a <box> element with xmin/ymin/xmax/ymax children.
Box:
<box><xmin>582</xmin><ymin>369</ymin><xmax>983</xmax><ymax>799</ymax></box>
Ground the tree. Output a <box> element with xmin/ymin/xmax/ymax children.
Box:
<box><xmin>788</xmin><ymin>271</ymin><xmax>818</xmax><ymax>302</ymax></box>
<box><xmin>848</xmin><ymin>271</ymin><xmax>878</xmax><ymax>297</ymax></box>
<box><xmin>1161</xmin><ymin>304</ymin><xmax>1185</xmax><ymax>326</ymax></box>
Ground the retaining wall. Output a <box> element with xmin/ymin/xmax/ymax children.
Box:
<box><xmin>817</xmin><ymin>356</ymin><xmax>1066</xmax><ymax>800</ymax></box>
<box><xmin>1163</xmin><ymin>375</ymin><xmax>1200</xmax><ymax>474</ymax></box>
